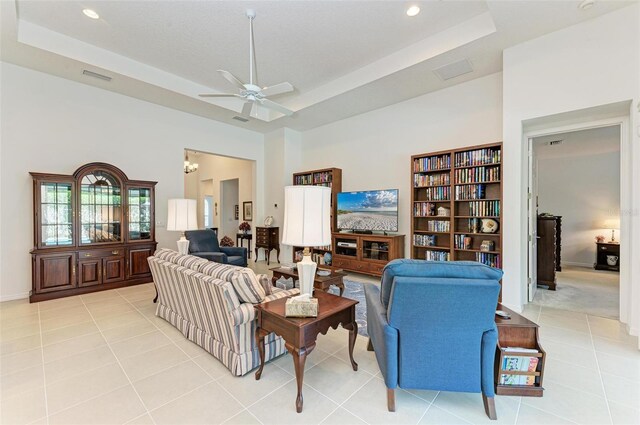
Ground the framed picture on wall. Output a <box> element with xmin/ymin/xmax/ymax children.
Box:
<box><xmin>234</xmin><ymin>205</ymin><xmax>239</xmax><ymax>220</ymax></box>
<box><xmin>243</xmin><ymin>201</ymin><xmax>253</xmax><ymax>221</ymax></box>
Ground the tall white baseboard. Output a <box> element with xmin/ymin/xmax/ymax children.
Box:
<box><xmin>561</xmin><ymin>262</ymin><xmax>593</xmax><ymax>269</ymax></box>
<box><xmin>0</xmin><ymin>292</ymin><xmax>30</xmax><ymax>302</ymax></box>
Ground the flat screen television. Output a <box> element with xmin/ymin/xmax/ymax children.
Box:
<box><xmin>337</xmin><ymin>189</ymin><xmax>398</xmax><ymax>232</ymax></box>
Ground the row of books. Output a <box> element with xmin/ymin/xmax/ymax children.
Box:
<box><xmin>293</xmin><ymin>172</ymin><xmax>333</xmax><ymax>185</ymax></box>
<box><xmin>499</xmin><ymin>348</ymin><xmax>540</xmax><ymax>386</ymax></box>
<box><xmin>454</xmin><ymin>234</ymin><xmax>473</xmax><ymax>250</ymax></box>
<box><xmin>455</xmin><ymin>148</ymin><xmax>501</xmax><ymax>167</ymax></box>
<box><xmin>425</xmin><ymin>250</ymin><xmax>450</xmax><ymax>261</ymax></box>
<box><xmin>414</xmin><ymin>155</ymin><xmax>451</xmax><ymax>172</ymax></box>
<box><xmin>421</xmin><ymin>186</ymin><xmax>450</xmax><ymax>201</ymax></box>
<box><xmin>468</xmin><ymin>200</ymin><xmax>500</xmax><ymax>216</ymax></box>
<box><xmin>454</xmin><ymin>166</ymin><xmax>500</xmax><ymax>184</ymax></box>
<box><xmin>414</xmin><ymin>172</ymin><xmax>450</xmax><ymax>187</ymax></box>
<box><xmin>476</xmin><ymin>252</ymin><xmax>501</xmax><ymax>268</ymax></box>
<box><xmin>427</xmin><ymin>220</ymin><xmax>450</xmax><ymax>232</ymax></box>
<box><xmin>455</xmin><ymin>184</ymin><xmax>486</xmax><ymax>200</ymax></box>
<box><xmin>413</xmin><ymin>234</ymin><xmax>438</xmax><ymax>247</ymax></box>
<box><xmin>414</xmin><ymin>202</ymin><xmax>441</xmax><ymax>217</ymax></box>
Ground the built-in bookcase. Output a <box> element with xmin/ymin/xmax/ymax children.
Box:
<box><xmin>411</xmin><ymin>142</ymin><xmax>503</xmax><ymax>269</ymax></box>
<box><xmin>291</xmin><ymin>167</ymin><xmax>342</xmax><ymax>264</ymax></box>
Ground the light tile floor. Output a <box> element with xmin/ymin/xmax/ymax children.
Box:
<box><xmin>1</xmin><ymin>263</ymin><xmax>639</xmax><ymax>425</ymax></box>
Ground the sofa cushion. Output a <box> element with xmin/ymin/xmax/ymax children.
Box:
<box><xmin>230</xmin><ymin>269</ymin><xmax>266</xmax><ymax>304</ymax></box>
<box><xmin>200</xmin><ymin>261</ymin><xmax>241</xmax><ymax>281</ymax></box>
<box><xmin>174</xmin><ymin>254</ymin><xmax>209</xmax><ymax>271</ymax></box>
<box><xmin>256</xmin><ymin>274</ymin><xmax>273</xmax><ymax>296</ymax></box>
<box><xmin>380</xmin><ymin>259</ymin><xmax>503</xmax><ymax>309</ymax></box>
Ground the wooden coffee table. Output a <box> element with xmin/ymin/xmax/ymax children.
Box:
<box><xmin>270</xmin><ymin>267</ymin><xmax>348</xmax><ymax>296</ymax></box>
<box><xmin>254</xmin><ymin>291</ymin><xmax>358</xmax><ymax>413</ymax></box>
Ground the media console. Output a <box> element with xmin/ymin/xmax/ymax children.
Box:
<box><xmin>331</xmin><ymin>232</ymin><xmax>404</xmax><ymax>276</ymax></box>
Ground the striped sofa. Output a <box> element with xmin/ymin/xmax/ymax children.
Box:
<box><xmin>148</xmin><ymin>248</ymin><xmax>299</xmax><ymax>376</ymax></box>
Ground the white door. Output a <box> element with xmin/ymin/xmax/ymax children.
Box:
<box><xmin>528</xmin><ymin>138</ymin><xmax>538</xmax><ymax>302</ymax></box>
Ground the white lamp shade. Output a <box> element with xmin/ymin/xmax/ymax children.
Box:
<box><xmin>167</xmin><ymin>199</ymin><xmax>198</xmax><ymax>231</ymax></box>
<box><xmin>604</xmin><ymin>218</ymin><xmax>620</xmax><ymax>229</ymax></box>
<box><xmin>282</xmin><ymin>186</ymin><xmax>331</xmax><ymax>247</ymax></box>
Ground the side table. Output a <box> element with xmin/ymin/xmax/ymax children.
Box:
<box><xmin>255</xmin><ymin>291</ymin><xmax>358</xmax><ymax>412</ymax></box>
<box><xmin>270</xmin><ymin>267</ymin><xmax>347</xmax><ymax>296</ymax></box>
<box><xmin>236</xmin><ymin>233</ymin><xmax>252</xmax><ymax>259</ymax></box>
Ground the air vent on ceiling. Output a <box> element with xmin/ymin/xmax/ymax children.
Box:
<box><xmin>433</xmin><ymin>59</ymin><xmax>473</xmax><ymax>81</ymax></box>
<box><xmin>232</xmin><ymin>116</ymin><xmax>249</xmax><ymax>122</ymax></box>
<box><xmin>548</xmin><ymin>140</ymin><xmax>564</xmax><ymax>146</ymax></box>
<box><xmin>82</xmin><ymin>70</ymin><xmax>112</xmax><ymax>81</ymax></box>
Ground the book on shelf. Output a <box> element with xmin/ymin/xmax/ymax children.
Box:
<box><xmin>414</xmin><ymin>202</ymin><xmax>436</xmax><ymax>217</ymax></box>
<box><xmin>455</xmin><ymin>184</ymin><xmax>486</xmax><ymax>200</ymax></box>
<box><xmin>414</xmin><ymin>172</ymin><xmax>450</xmax><ymax>187</ymax></box>
<box><xmin>427</xmin><ymin>220</ymin><xmax>450</xmax><ymax>232</ymax></box>
<box><xmin>413</xmin><ymin>234</ymin><xmax>438</xmax><ymax>247</ymax></box>
<box><xmin>421</xmin><ymin>186</ymin><xmax>450</xmax><ymax>201</ymax></box>
<box><xmin>414</xmin><ymin>155</ymin><xmax>451</xmax><ymax>172</ymax></box>
<box><xmin>313</xmin><ymin>171</ymin><xmax>333</xmax><ymax>184</ymax></box>
<box><xmin>455</xmin><ymin>148</ymin><xmax>501</xmax><ymax>167</ymax></box>
<box><xmin>425</xmin><ymin>250</ymin><xmax>450</xmax><ymax>261</ymax></box>
<box><xmin>476</xmin><ymin>252</ymin><xmax>501</xmax><ymax>268</ymax></box>
<box><xmin>468</xmin><ymin>200</ymin><xmax>500</xmax><ymax>216</ymax></box>
<box><xmin>455</xmin><ymin>166</ymin><xmax>500</xmax><ymax>184</ymax></box>
<box><xmin>499</xmin><ymin>354</ymin><xmax>539</xmax><ymax>386</ymax></box>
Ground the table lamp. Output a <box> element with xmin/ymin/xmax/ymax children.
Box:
<box><xmin>604</xmin><ymin>218</ymin><xmax>620</xmax><ymax>243</ymax></box>
<box><xmin>167</xmin><ymin>199</ymin><xmax>198</xmax><ymax>254</ymax></box>
<box><xmin>281</xmin><ymin>185</ymin><xmax>331</xmax><ymax>297</ymax></box>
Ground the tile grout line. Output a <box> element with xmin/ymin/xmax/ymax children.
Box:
<box><xmin>78</xmin><ymin>293</ymin><xmax>157</xmax><ymax>424</ymax></box>
<box><xmin>586</xmin><ymin>315</ymin><xmax>614</xmax><ymax>425</ymax></box>
<box><xmin>36</xmin><ymin>302</ymin><xmax>51</xmax><ymax>425</ymax></box>
<box><xmin>415</xmin><ymin>390</ymin><xmax>438</xmax><ymax>425</ymax></box>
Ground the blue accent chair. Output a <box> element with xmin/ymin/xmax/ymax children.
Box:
<box><xmin>185</xmin><ymin>229</ymin><xmax>248</xmax><ymax>267</ymax></box>
<box><xmin>364</xmin><ymin>259</ymin><xmax>503</xmax><ymax>419</ymax></box>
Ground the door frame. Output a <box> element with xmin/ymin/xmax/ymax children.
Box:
<box><xmin>527</xmin><ymin>137</ymin><xmax>538</xmax><ymax>302</ymax></box>
<box><xmin>524</xmin><ymin>116</ymin><xmax>629</xmax><ymax>322</ymax></box>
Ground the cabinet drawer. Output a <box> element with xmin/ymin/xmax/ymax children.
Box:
<box><xmin>332</xmin><ymin>258</ymin><xmax>355</xmax><ymax>270</ymax></box>
<box><xmin>79</xmin><ymin>249</ymin><xmax>123</xmax><ymax>259</ymax></box>
<box><xmin>368</xmin><ymin>263</ymin><xmax>386</xmax><ymax>275</ymax></box>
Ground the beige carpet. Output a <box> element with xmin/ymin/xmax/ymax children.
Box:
<box><xmin>532</xmin><ymin>265</ymin><xmax>619</xmax><ymax>319</ymax></box>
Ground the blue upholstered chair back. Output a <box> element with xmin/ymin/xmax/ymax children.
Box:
<box><xmin>185</xmin><ymin>229</ymin><xmax>220</xmax><ymax>253</ymax></box>
<box><xmin>381</xmin><ymin>260</ymin><xmax>501</xmax><ymax>393</ymax></box>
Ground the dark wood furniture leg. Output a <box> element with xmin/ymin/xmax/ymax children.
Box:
<box><xmin>254</xmin><ymin>328</ymin><xmax>268</xmax><ymax>380</ymax></box>
<box><xmin>344</xmin><ymin>321</ymin><xmax>358</xmax><ymax>371</ymax></box>
<box><xmin>276</xmin><ymin>247</ymin><xmax>280</xmax><ymax>263</ymax></box>
<box><xmin>387</xmin><ymin>388</ymin><xmax>396</xmax><ymax>412</ymax></box>
<box><xmin>337</xmin><ymin>280</ymin><xmax>345</xmax><ymax>296</ymax></box>
<box><xmin>483</xmin><ymin>394</ymin><xmax>497</xmax><ymax>420</ymax></box>
<box><xmin>367</xmin><ymin>338</ymin><xmax>374</xmax><ymax>351</ymax></box>
<box><xmin>287</xmin><ymin>342</ymin><xmax>314</xmax><ymax>413</ymax></box>
<box><xmin>153</xmin><ymin>284</ymin><xmax>158</xmax><ymax>303</ymax></box>
<box><xmin>254</xmin><ymin>247</ymin><xmax>259</xmax><ymax>263</ymax></box>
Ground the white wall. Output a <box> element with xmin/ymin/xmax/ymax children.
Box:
<box><xmin>301</xmin><ymin>72</ymin><xmax>503</xmax><ymax>254</ymax></box>
<box><xmin>536</xmin><ymin>150</ymin><xmax>620</xmax><ymax>267</ymax></box>
<box><xmin>503</xmin><ymin>4</ymin><xmax>639</xmax><ymax>329</ymax></box>
<box><xmin>0</xmin><ymin>62</ymin><xmax>264</xmax><ymax>301</ymax></box>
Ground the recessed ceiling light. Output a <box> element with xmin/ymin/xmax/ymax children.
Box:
<box><xmin>82</xmin><ymin>9</ymin><xmax>100</xmax><ymax>19</ymax></box>
<box><xmin>406</xmin><ymin>6</ymin><xmax>421</xmax><ymax>17</ymax></box>
<box><xmin>578</xmin><ymin>0</ymin><xmax>595</xmax><ymax>10</ymax></box>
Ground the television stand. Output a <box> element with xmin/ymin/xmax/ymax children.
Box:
<box><xmin>351</xmin><ymin>230</ymin><xmax>373</xmax><ymax>235</ymax></box>
<box><xmin>332</xmin><ymin>232</ymin><xmax>404</xmax><ymax>276</ymax></box>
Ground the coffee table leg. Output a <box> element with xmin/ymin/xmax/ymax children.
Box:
<box><xmin>338</xmin><ymin>281</ymin><xmax>345</xmax><ymax>297</ymax></box>
<box><xmin>255</xmin><ymin>328</ymin><xmax>268</xmax><ymax>380</ymax></box>
<box><xmin>287</xmin><ymin>342</ymin><xmax>315</xmax><ymax>413</ymax></box>
<box><xmin>344</xmin><ymin>321</ymin><xmax>358</xmax><ymax>371</ymax></box>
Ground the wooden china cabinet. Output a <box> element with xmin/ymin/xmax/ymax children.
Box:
<box><xmin>29</xmin><ymin>162</ymin><xmax>157</xmax><ymax>302</ymax></box>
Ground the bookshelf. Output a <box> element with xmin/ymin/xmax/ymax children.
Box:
<box><xmin>411</xmin><ymin>142</ymin><xmax>503</xmax><ymax>269</ymax></box>
<box><xmin>291</xmin><ymin>167</ymin><xmax>342</xmax><ymax>264</ymax></box>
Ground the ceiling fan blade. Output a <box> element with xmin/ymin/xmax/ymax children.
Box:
<box><xmin>241</xmin><ymin>101</ymin><xmax>253</xmax><ymax>117</ymax></box>
<box><xmin>260</xmin><ymin>98</ymin><xmax>294</xmax><ymax>116</ymax></box>
<box><xmin>217</xmin><ymin>70</ymin><xmax>246</xmax><ymax>91</ymax></box>
<box><xmin>260</xmin><ymin>82</ymin><xmax>294</xmax><ymax>97</ymax></box>
<box><xmin>199</xmin><ymin>93</ymin><xmax>243</xmax><ymax>98</ymax></box>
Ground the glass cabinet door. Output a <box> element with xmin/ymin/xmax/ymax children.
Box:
<box><xmin>40</xmin><ymin>182</ymin><xmax>73</xmax><ymax>247</ymax></box>
<box><xmin>128</xmin><ymin>187</ymin><xmax>152</xmax><ymax>241</ymax></box>
<box><xmin>79</xmin><ymin>171</ymin><xmax>122</xmax><ymax>244</ymax></box>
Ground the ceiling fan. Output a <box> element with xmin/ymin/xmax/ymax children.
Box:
<box><xmin>199</xmin><ymin>9</ymin><xmax>294</xmax><ymax>118</ymax></box>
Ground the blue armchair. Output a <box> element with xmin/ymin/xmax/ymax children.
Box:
<box><xmin>364</xmin><ymin>259</ymin><xmax>502</xmax><ymax>419</ymax></box>
<box><xmin>185</xmin><ymin>229</ymin><xmax>247</xmax><ymax>267</ymax></box>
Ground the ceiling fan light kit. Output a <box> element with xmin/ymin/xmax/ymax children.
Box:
<box><xmin>199</xmin><ymin>9</ymin><xmax>295</xmax><ymax>120</ymax></box>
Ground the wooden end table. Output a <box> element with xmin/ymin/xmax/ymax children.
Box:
<box><xmin>270</xmin><ymin>267</ymin><xmax>348</xmax><ymax>296</ymax></box>
<box><xmin>254</xmin><ymin>291</ymin><xmax>358</xmax><ymax>413</ymax></box>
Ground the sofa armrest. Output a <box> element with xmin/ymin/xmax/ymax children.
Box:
<box><xmin>193</xmin><ymin>252</ymin><xmax>227</xmax><ymax>263</ymax></box>
<box><xmin>481</xmin><ymin>324</ymin><xmax>498</xmax><ymax>397</ymax></box>
<box><xmin>364</xmin><ymin>284</ymin><xmax>399</xmax><ymax>389</ymax></box>
<box><xmin>230</xmin><ymin>303</ymin><xmax>256</xmax><ymax>326</ymax></box>
<box><xmin>263</xmin><ymin>288</ymin><xmax>299</xmax><ymax>303</ymax></box>
<box><xmin>220</xmin><ymin>247</ymin><xmax>247</xmax><ymax>258</ymax></box>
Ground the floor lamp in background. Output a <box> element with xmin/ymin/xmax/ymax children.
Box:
<box><xmin>281</xmin><ymin>185</ymin><xmax>332</xmax><ymax>297</ymax></box>
<box><xmin>167</xmin><ymin>199</ymin><xmax>198</xmax><ymax>254</ymax></box>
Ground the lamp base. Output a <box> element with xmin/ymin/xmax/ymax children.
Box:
<box><xmin>176</xmin><ymin>235</ymin><xmax>190</xmax><ymax>255</ymax></box>
<box><xmin>297</xmin><ymin>248</ymin><xmax>317</xmax><ymax>297</ymax></box>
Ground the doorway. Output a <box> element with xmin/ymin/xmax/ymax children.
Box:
<box><xmin>220</xmin><ymin>179</ymin><xmax>239</xmax><ymax>242</ymax></box>
<box><xmin>528</xmin><ymin>126</ymin><xmax>621</xmax><ymax>319</ymax></box>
